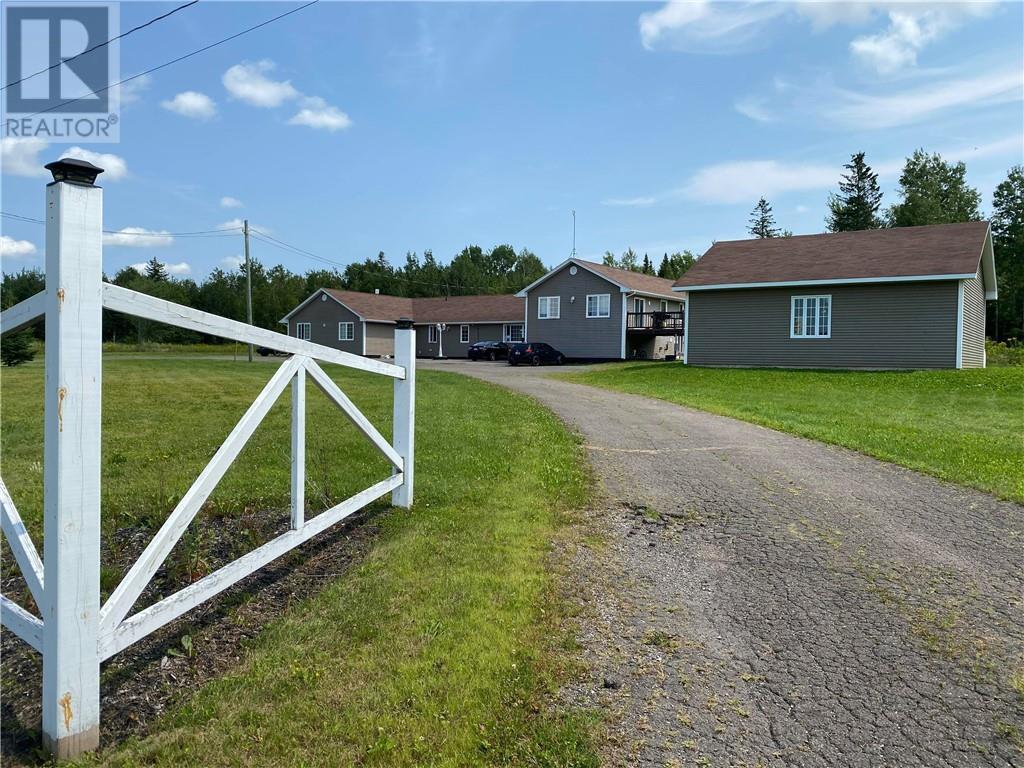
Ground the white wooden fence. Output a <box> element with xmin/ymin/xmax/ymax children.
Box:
<box><xmin>0</xmin><ymin>161</ymin><xmax>416</xmax><ymax>759</ymax></box>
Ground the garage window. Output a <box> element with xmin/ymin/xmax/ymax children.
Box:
<box><xmin>503</xmin><ymin>323</ymin><xmax>524</xmax><ymax>343</ymax></box>
<box><xmin>338</xmin><ymin>321</ymin><xmax>354</xmax><ymax>342</ymax></box>
<box><xmin>428</xmin><ymin>325</ymin><xmax>438</xmax><ymax>344</ymax></box>
<box><xmin>791</xmin><ymin>295</ymin><xmax>831</xmax><ymax>338</ymax></box>
<box><xmin>295</xmin><ymin>322</ymin><xmax>311</xmax><ymax>340</ymax></box>
<box><xmin>460</xmin><ymin>324</ymin><xmax>470</xmax><ymax>343</ymax></box>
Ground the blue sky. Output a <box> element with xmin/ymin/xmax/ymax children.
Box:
<box><xmin>2</xmin><ymin>0</ymin><xmax>1022</xmax><ymax>279</ymax></box>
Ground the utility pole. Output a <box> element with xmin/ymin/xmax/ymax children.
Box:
<box><xmin>243</xmin><ymin>218</ymin><xmax>253</xmax><ymax>362</ymax></box>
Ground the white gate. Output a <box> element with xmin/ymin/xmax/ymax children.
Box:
<box><xmin>0</xmin><ymin>159</ymin><xmax>416</xmax><ymax>759</ymax></box>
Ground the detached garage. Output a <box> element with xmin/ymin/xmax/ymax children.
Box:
<box><xmin>673</xmin><ymin>221</ymin><xmax>997</xmax><ymax>370</ymax></box>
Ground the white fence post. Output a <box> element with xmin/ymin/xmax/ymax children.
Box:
<box><xmin>41</xmin><ymin>159</ymin><xmax>105</xmax><ymax>758</ymax></box>
<box><xmin>392</xmin><ymin>318</ymin><xmax>416</xmax><ymax>508</ymax></box>
<box><xmin>290</xmin><ymin>364</ymin><xmax>306</xmax><ymax>529</ymax></box>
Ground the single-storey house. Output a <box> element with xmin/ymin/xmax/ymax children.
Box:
<box><xmin>516</xmin><ymin>259</ymin><xmax>684</xmax><ymax>360</ymax></box>
<box><xmin>674</xmin><ymin>221</ymin><xmax>996</xmax><ymax>369</ymax></box>
<box><xmin>280</xmin><ymin>289</ymin><xmax>525</xmax><ymax>358</ymax></box>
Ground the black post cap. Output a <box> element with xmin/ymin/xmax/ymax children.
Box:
<box><xmin>396</xmin><ymin>317</ymin><xmax>414</xmax><ymax>329</ymax></box>
<box><xmin>44</xmin><ymin>158</ymin><xmax>104</xmax><ymax>186</ymax></box>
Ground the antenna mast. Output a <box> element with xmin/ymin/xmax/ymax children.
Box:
<box><xmin>571</xmin><ymin>209</ymin><xmax>576</xmax><ymax>258</ymax></box>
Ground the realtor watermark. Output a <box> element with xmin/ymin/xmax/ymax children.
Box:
<box><xmin>3</xmin><ymin>2</ymin><xmax>120</xmax><ymax>141</ymax></box>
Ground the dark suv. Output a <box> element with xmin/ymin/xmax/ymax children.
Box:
<box><xmin>467</xmin><ymin>341</ymin><xmax>510</xmax><ymax>361</ymax></box>
<box><xmin>508</xmin><ymin>342</ymin><xmax>565</xmax><ymax>366</ymax></box>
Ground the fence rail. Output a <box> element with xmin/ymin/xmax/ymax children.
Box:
<box><xmin>626</xmin><ymin>310</ymin><xmax>686</xmax><ymax>333</ymax></box>
<box><xmin>0</xmin><ymin>160</ymin><xmax>416</xmax><ymax>759</ymax></box>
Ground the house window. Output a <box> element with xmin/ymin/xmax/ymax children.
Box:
<box><xmin>660</xmin><ymin>299</ymin><xmax>668</xmax><ymax>312</ymax></box>
<box><xmin>537</xmin><ymin>296</ymin><xmax>560</xmax><ymax>319</ymax></box>
<box><xmin>791</xmin><ymin>295</ymin><xmax>831</xmax><ymax>338</ymax></box>
<box><xmin>633</xmin><ymin>297</ymin><xmax>645</xmax><ymax>314</ymax></box>
<box><xmin>586</xmin><ymin>294</ymin><xmax>610</xmax><ymax>318</ymax></box>
<box><xmin>460</xmin><ymin>324</ymin><xmax>470</xmax><ymax>343</ymax></box>
<box><xmin>428</xmin><ymin>325</ymin><xmax>439</xmax><ymax>344</ymax></box>
<box><xmin>295</xmin><ymin>322</ymin><xmax>311</xmax><ymax>341</ymax></box>
<box><xmin>504</xmin><ymin>323</ymin><xmax>524</xmax><ymax>343</ymax></box>
<box><xmin>338</xmin><ymin>321</ymin><xmax>354</xmax><ymax>342</ymax></box>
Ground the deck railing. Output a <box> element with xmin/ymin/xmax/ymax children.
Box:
<box><xmin>626</xmin><ymin>310</ymin><xmax>685</xmax><ymax>333</ymax></box>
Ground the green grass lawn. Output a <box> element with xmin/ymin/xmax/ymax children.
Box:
<box><xmin>561</xmin><ymin>363</ymin><xmax>1024</xmax><ymax>503</ymax></box>
<box><xmin>1</xmin><ymin>357</ymin><xmax>596</xmax><ymax>767</ymax></box>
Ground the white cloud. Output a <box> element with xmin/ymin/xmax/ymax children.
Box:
<box><xmin>0</xmin><ymin>235</ymin><xmax>38</xmax><ymax>258</ymax></box>
<box><xmin>734</xmin><ymin>96</ymin><xmax>775</xmax><ymax>123</ymax></box>
<box><xmin>220</xmin><ymin>255</ymin><xmax>244</xmax><ymax>270</ymax></box>
<box><xmin>220</xmin><ymin>196</ymin><xmax>243</xmax><ymax>209</ymax></box>
<box><xmin>113</xmin><ymin>74</ymin><xmax>152</xmax><ymax>105</ymax></box>
<box><xmin>602</xmin><ymin>196</ymin><xmax>657</xmax><ymax>207</ymax></box>
<box><xmin>795</xmin><ymin>204</ymin><xmax>811</xmax><ymax>213</ymax></box>
<box><xmin>162</xmin><ymin>91</ymin><xmax>217</xmax><ymax>120</ymax></box>
<box><xmin>223</xmin><ymin>60</ymin><xmax>299</xmax><ymax>107</ymax></box>
<box><xmin>58</xmin><ymin>147</ymin><xmax>128</xmax><ymax>180</ymax></box>
<box><xmin>1</xmin><ymin>137</ymin><xmax>49</xmax><ymax>177</ymax></box>
<box><xmin>639</xmin><ymin>0</ymin><xmax>787</xmax><ymax>53</ymax></box>
<box><xmin>850</xmin><ymin>5</ymin><xmax>995</xmax><ymax>74</ymax></box>
<box><xmin>218</xmin><ymin>218</ymin><xmax>268</xmax><ymax>234</ymax></box>
<box><xmin>130</xmin><ymin>261</ymin><xmax>191</xmax><ymax>276</ymax></box>
<box><xmin>830</xmin><ymin>66</ymin><xmax>1023</xmax><ymax>129</ymax></box>
<box><xmin>681</xmin><ymin>160</ymin><xmax>838</xmax><ymax>205</ymax></box>
<box><xmin>288</xmin><ymin>96</ymin><xmax>352</xmax><ymax>131</ymax></box>
<box><xmin>104</xmin><ymin>227</ymin><xmax>174</xmax><ymax>247</ymax></box>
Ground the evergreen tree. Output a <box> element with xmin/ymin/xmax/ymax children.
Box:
<box><xmin>887</xmin><ymin>149</ymin><xmax>981</xmax><ymax>227</ymax></box>
<box><xmin>657</xmin><ymin>254</ymin><xmax>670</xmax><ymax>278</ymax></box>
<box><xmin>642</xmin><ymin>254</ymin><xmax>653</xmax><ymax>275</ymax></box>
<box><xmin>144</xmin><ymin>256</ymin><xmax>169</xmax><ymax>281</ymax></box>
<box><xmin>748</xmin><ymin>198</ymin><xmax>780</xmax><ymax>238</ymax></box>
<box><xmin>827</xmin><ymin>152</ymin><xmax>883</xmax><ymax>232</ymax></box>
<box><xmin>1</xmin><ymin>330</ymin><xmax>36</xmax><ymax>366</ymax></box>
<box><xmin>990</xmin><ymin>165</ymin><xmax>1024</xmax><ymax>340</ymax></box>
<box><xmin>620</xmin><ymin>248</ymin><xmax>639</xmax><ymax>272</ymax></box>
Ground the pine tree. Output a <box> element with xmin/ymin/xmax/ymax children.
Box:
<box><xmin>1</xmin><ymin>330</ymin><xmax>36</xmax><ymax>367</ymax></box>
<box><xmin>827</xmin><ymin>152</ymin><xmax>883</xmax><ymax>232</ymax></box>
<box><xmin>657</xmin><ymin>254</ymin><xmax>670</xmax><ymax>278</ymax></box>
<box><xmin>144</xmin><ymin>257</ymin><xmax>169</xmax><ymax>281</ymax></box>
<box><xmin>748</xmin><ymin>198</ymin><xmax>780</xmax><ymax>238</ymax></box>
<box><xmin>642</xmin><ymin>254</ymin><xmax>653</xmax><ymax>274</ymax></box>
<box><xmin>991</xmin><ymin>165</ymin><xmax>1024</xmax><ymax>340</ymax></box>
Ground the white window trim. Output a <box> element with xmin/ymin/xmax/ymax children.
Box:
<box><xmin>503</xmin><ymin>323</ymin><xmax>524</xmax><ymax>343</ymax></box>
<box><xmin>660</xmin><ymin>299</ymin><xmax>669</xmax><ymax>312</ymax></box>
<box><xmin>296</xmin><ymin>322</ymin><xmax>311</xmax><ymax>341</ymax></box>
<box><xmin>790</xmin><ymin>294</ymin><xmax>831</xmax><ymax>339</ymax></box>
<box><xmin>586</xmin><ymin>293</ymin><xmax>610</xmax><ymax>319</ymax></box>
<box><xmin>537</xmin><ymin>296</ymin><xmax>560</xmax><ymax>320</ymax></box>
<box><xmin>338</xmin><ymin>321</ymin><xmax>354</xmax><ymax>342</ymax></box>
<box><xmin>428</xmin><ymin>325</ymin><xmax>439</xmax><ymax>344</ymax></box>
<box><xmin>460</xmin><ymin>324</ymin><xmax>470</xmax><ymax>343</ymax></box>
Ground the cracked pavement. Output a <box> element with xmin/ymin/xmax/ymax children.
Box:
<box><xmin>424</xmin><ymin>360</ymin><xmax>1024</xmax><ymax>768</ymax></box>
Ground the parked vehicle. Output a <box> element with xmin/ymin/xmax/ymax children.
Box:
<box><xmin>256</xmin><ymin>346</ymin><xmax>288</xmax><ymax>357</ymax></box>
<box><xmin>508</xmin><ymin>342</ymin><xmax>565</xmax><ymax>366</ymax></box>
<box><xmin>467</xmin><ymin>341</ymin><xmax>510</xmax><ymax>361</ymax></box>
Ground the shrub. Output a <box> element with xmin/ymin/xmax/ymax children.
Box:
<box><xmin>986</xmin><ymin>338</ymin><xmax>1024</xmax><ymax>367</ymax></box>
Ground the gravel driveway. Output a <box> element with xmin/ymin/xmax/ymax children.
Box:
<box><xmin>424</xmin><ymin>360</ymin><xmax>1024</xmax><ymax>768</ymax></box>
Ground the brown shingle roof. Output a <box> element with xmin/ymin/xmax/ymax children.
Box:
<box><xmin>578</xmin><ymin>260</ymin><xmax>679</xmax><ymax>296</ymax></box>
<box><xmin>674</xmin><ymin>221</ymin><xmax>991</xmax><ymax>290</ymax></box>
<box><xmin>322</xmin><ymin>289</ymin><xmax>522</xmax><ymax>324</ymax></box>
<box><xmin>324</xmin><ymin>290</ymin><xmax>413</xmax><ymax>322</ymax></box>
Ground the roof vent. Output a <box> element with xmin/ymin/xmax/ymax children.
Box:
<box><xmin>374</xmin><ymin>288</ymin><xmax>380</xmax><ymax>295</ymax></box>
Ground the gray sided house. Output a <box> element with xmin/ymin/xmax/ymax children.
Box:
<box><xmin>673</xmin><ymin>221</ymin><xmax>996</xmax><ymax>370</ymax></box>
<box><xmin>280</xmin><ymin>289</ymin><xmax>524</xmax><ymax>358</ymax></box>
<box><xmin>517</xmin><ymin>259</ymin><xmax>684</xmax><ymax>360</ymax></box>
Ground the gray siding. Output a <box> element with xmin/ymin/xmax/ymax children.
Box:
<box><xmin>688</xmin><ymin>281</ymin><xmax>959</xmax><ymax>369</ymax></box>
<box><xmin>961</xmin><ymin>270</ymin><xmax>986</xmax><ymax>368</ymax></box>
<box><xmin>526</xmin><ymin>265</ymin><xmax>623</xmax><ymax>358</ymax></box>
<box><xmin>415</xmin><ymin>322</ymin><xmax>507</xmax><ymax>357</ymax></box>
<box><xmin>364</xmin><ymin>321</ymin><xmax>394</xmax><ymax>357</ymax></box>
<box><xmin>287</xmin><ymin>296</ymin><xmax>363</xmax><ymax>355</ymax></box>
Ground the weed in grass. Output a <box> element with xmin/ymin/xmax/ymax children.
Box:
<box><xmin>643</xmin><ymin>630</ymin><xmax>680</xmax><ymax>653</ymax></box>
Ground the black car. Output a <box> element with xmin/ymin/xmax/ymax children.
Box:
<box><xmin>508</xmin><ymin>342</ymin><xmax>565</xmax><ymax>366</ymax></box>
<box><xmin>256</xmin><ymin>346</ymin><xmax>288</xmax><ymax>357</ymax></box>
<box><xmin>467</xmin><ymin>341</ymin><xmax>510</xmax><ymax>361</ymax></box>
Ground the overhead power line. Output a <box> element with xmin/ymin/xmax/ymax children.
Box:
<box><xmin>1</xmin><ymin>212</ymin><xmax>240</xmax><ymax>237</ymax></box>
<box><xmin>1</xmin><ymin>1</ymin><xmax>200</xmax><ymax>92</ymax></box>
<box><xmin>28</xmin><ymin>0</ymin><xmax>320</xmax><ymax>117</ymax></box>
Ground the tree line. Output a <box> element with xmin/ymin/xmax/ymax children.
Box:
<box><xmin>745</xmin><ymin>151</ymin><xmax>1023</xmax><ymax>340</ymax></box>
<box><xmin>0</xmin><ymin>244</ymin><xmax>549</xmax><ymax>346</ymax></box>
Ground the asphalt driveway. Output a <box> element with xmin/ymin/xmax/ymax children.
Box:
<box><xmin>423</xmin><ymin>359</ymin><xmax>1024</xmax><ymax>768</ymax></box>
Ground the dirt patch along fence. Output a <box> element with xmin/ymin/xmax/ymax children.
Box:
<box><xmin>0</xmin><ymin>159</ymin><xmax>417</xmax><ymax>760</ymax></box>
